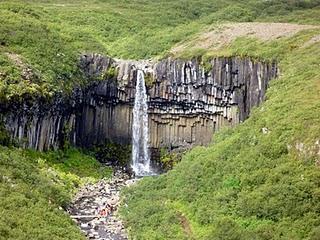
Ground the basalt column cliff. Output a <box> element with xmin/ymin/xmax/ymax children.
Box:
<box><xmin>78</xmin><ymin>54</ymin><xmax>277</xmax><ymax>150</ymax></box>
<box><xmin>1</xmin><ymin>54</ymin><xmax>277</xmax><ymax>153</ymax></box>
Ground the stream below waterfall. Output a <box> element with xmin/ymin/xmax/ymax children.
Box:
<box><xmin>67</xmin><ymin>70</ymin><xmax>153</xmax><ymax>239</ymax></box>
<box><xmin>67</xmin><ymin>171</ymin><xmax>137</xmax><ymax>240</ymax></box>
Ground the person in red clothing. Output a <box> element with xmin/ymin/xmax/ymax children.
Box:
<box><xmin>99</xmin><ymin>208</ymin><xmax>107</xmax><ymax>216</ymax></box>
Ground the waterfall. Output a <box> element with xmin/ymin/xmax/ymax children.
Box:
<box><xmin>131</xmin><ymin>70</ymin><xmax>152</xmax><ymax>176</ymax></box>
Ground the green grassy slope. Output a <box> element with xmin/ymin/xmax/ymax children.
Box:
<box><xmin>120</xmin><ymin>30</ymin><xmax>320</xmax><ymax>239</ymax></box>
<box><xmin>0</xmin><ymin>1</ymin><xmax>320</xmax><ymax>239</ymax></box>
<box><xmin>0</xmin><ymin>0</ymin><xmax>319</xmax><ymax>100</ymax></box>
<box><xmin>0</xmin><ymin>147</ymin><xmax>111</xmax><ymax>240</ymax></box>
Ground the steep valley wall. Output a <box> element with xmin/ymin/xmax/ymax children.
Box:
<box><xmin>1</xmin><ymin>54</ymin><xmax>277</xmax><ymax>156</ymax></box>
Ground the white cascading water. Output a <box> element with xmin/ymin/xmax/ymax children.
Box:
<box><xmin>131</xmin><ymin>70</ymin><xmax>152</xmax><ymax>176</ymax></box>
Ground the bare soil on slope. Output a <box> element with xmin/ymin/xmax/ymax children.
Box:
<box><xmin>170</xmin><ymin>22</ymin><xmax>318</xmax><ymax>55</ymax></box>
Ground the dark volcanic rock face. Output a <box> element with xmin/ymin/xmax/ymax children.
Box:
<box><xmin>1</xmin><ymin>94</ymin><xmax>80</xmax><ymax>151</ymax></box>
<box><xmin>1</xmin><ymin>53</ymin><xmax>277</xmax><ymax>152</ymax></box>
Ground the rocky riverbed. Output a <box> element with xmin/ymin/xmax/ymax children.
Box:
<box><xmin>67</xmin><ymin>171</ymin><xmax>136</xmax><ymax>240</ymax></box>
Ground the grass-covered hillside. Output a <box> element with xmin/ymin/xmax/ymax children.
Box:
<box><xmin>0</xmin><ymin>147</ymin><xmax>111</xmax><ymax>240</ymax></box>
<box><xmin>120</xmin><ymin>28</ymin><xmax>320</xmax><ymax>239</ymax></box>
<box><xmin>0</xmin><ymin>0</ymin><xmax>319</xmax><ymax>100</ymax></box>
<box><xmin>0</xmin><ymin>0</ymin><xmax>320</xmax><ymax>240</ymax></box>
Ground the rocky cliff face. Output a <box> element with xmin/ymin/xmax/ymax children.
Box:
<box><xmin>1</xmin><ymin>94</ymin><xmax>80</xmax><ymax>151</ymax></box>
<box><xmin>1</xmin><ymin>53</ymin><xmax>277</xmax><ymax>153</ymax></box>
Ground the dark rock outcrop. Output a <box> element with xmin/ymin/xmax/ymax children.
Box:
<box><xmin>1</xmin><ymin>53</ymin><xmax>277</xmax><ymax>152</ymax></box>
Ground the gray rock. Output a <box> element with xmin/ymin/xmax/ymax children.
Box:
<box><xmin>1</xmin><ymin>54</ymin><xmax>277</xmax><ymax>159</ymax></box>
<box><xmin>67</xmin><ymin>171</ymin><xmax>131</xmax><ymax>240</ymax></box>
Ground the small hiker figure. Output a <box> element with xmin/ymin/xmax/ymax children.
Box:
<box><xmin>99</xmin><ymin>208</ymin><xmax>107</xmax><ymax>216</ymax></box>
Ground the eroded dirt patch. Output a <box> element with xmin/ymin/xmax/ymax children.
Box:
<box><xmin>302</xmin><ymin>34</ymin><xmax>320</xmax><ymax>48</ymax></box>
<box><xmin>171</xmin><ymin>22</ymin><xmax>318</xmax><ymax>55</ymax></box>
<box><xmin>5</xmin><ymin>52</ymin><xmax>34</xmax><ymax>80</ymax></box>
<box><xmin>177</xmin><ymin>213</ymin><xmax>194</xmax><ymax>239</ymax></box>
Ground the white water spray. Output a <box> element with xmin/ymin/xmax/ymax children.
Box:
<box><xmin>131</xmin><ymin>70</ymin><xmax>152</xmax><ymax>176</ymax></box>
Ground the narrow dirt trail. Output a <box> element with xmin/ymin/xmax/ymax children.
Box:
<box><xmin>178</xmin><ymin>213</ymin><xmax>194</xmax><ymax>239</ymax></box>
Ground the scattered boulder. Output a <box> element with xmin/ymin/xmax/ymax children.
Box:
<box><xmin>67</xmin><ymin>170</ymin><xmax>137</xmax><ymax>240</ymax></box>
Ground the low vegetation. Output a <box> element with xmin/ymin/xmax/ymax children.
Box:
<box><xmin>0</xmin><ymin>146</ymin><xmax>111</xmax><ymax>240</ymax></box>
<box><xmin>92</xmin><ymin>141</ymin><xmax>131</xmax><ymax>167</ymax></box>
<box><xmin>120</xmin><ymin>29</ymin><xmax>320</xmax><ymax>239</ymax></box>
<box><xmin>159</xmin><ymin>148</ymin><xmax>184</xmax><ymax>171</ymax></box>
<box><xmin>0</xmin><ymin>0</ymin><xmax>320</xmax><ymax>239</ymax></box>
<box><xmin>0</xmin><ymin>0</ymin><xmax>319</xmax><ymax>100</ymax></box>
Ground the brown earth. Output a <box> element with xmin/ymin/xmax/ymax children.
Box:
<box><xmin>5</xmin><ymin>52</ymin><xmax>34</xmax><ymax>80</ymax></box>
<box><xmin>177</xmin><ymin>212</ymin><xmax>194</xmax><ymax>239</ymax></box>
<box><xmin>170</xmin><ymin>22</ymin><xmax>319</xmax><ymax>55</ymax></box>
